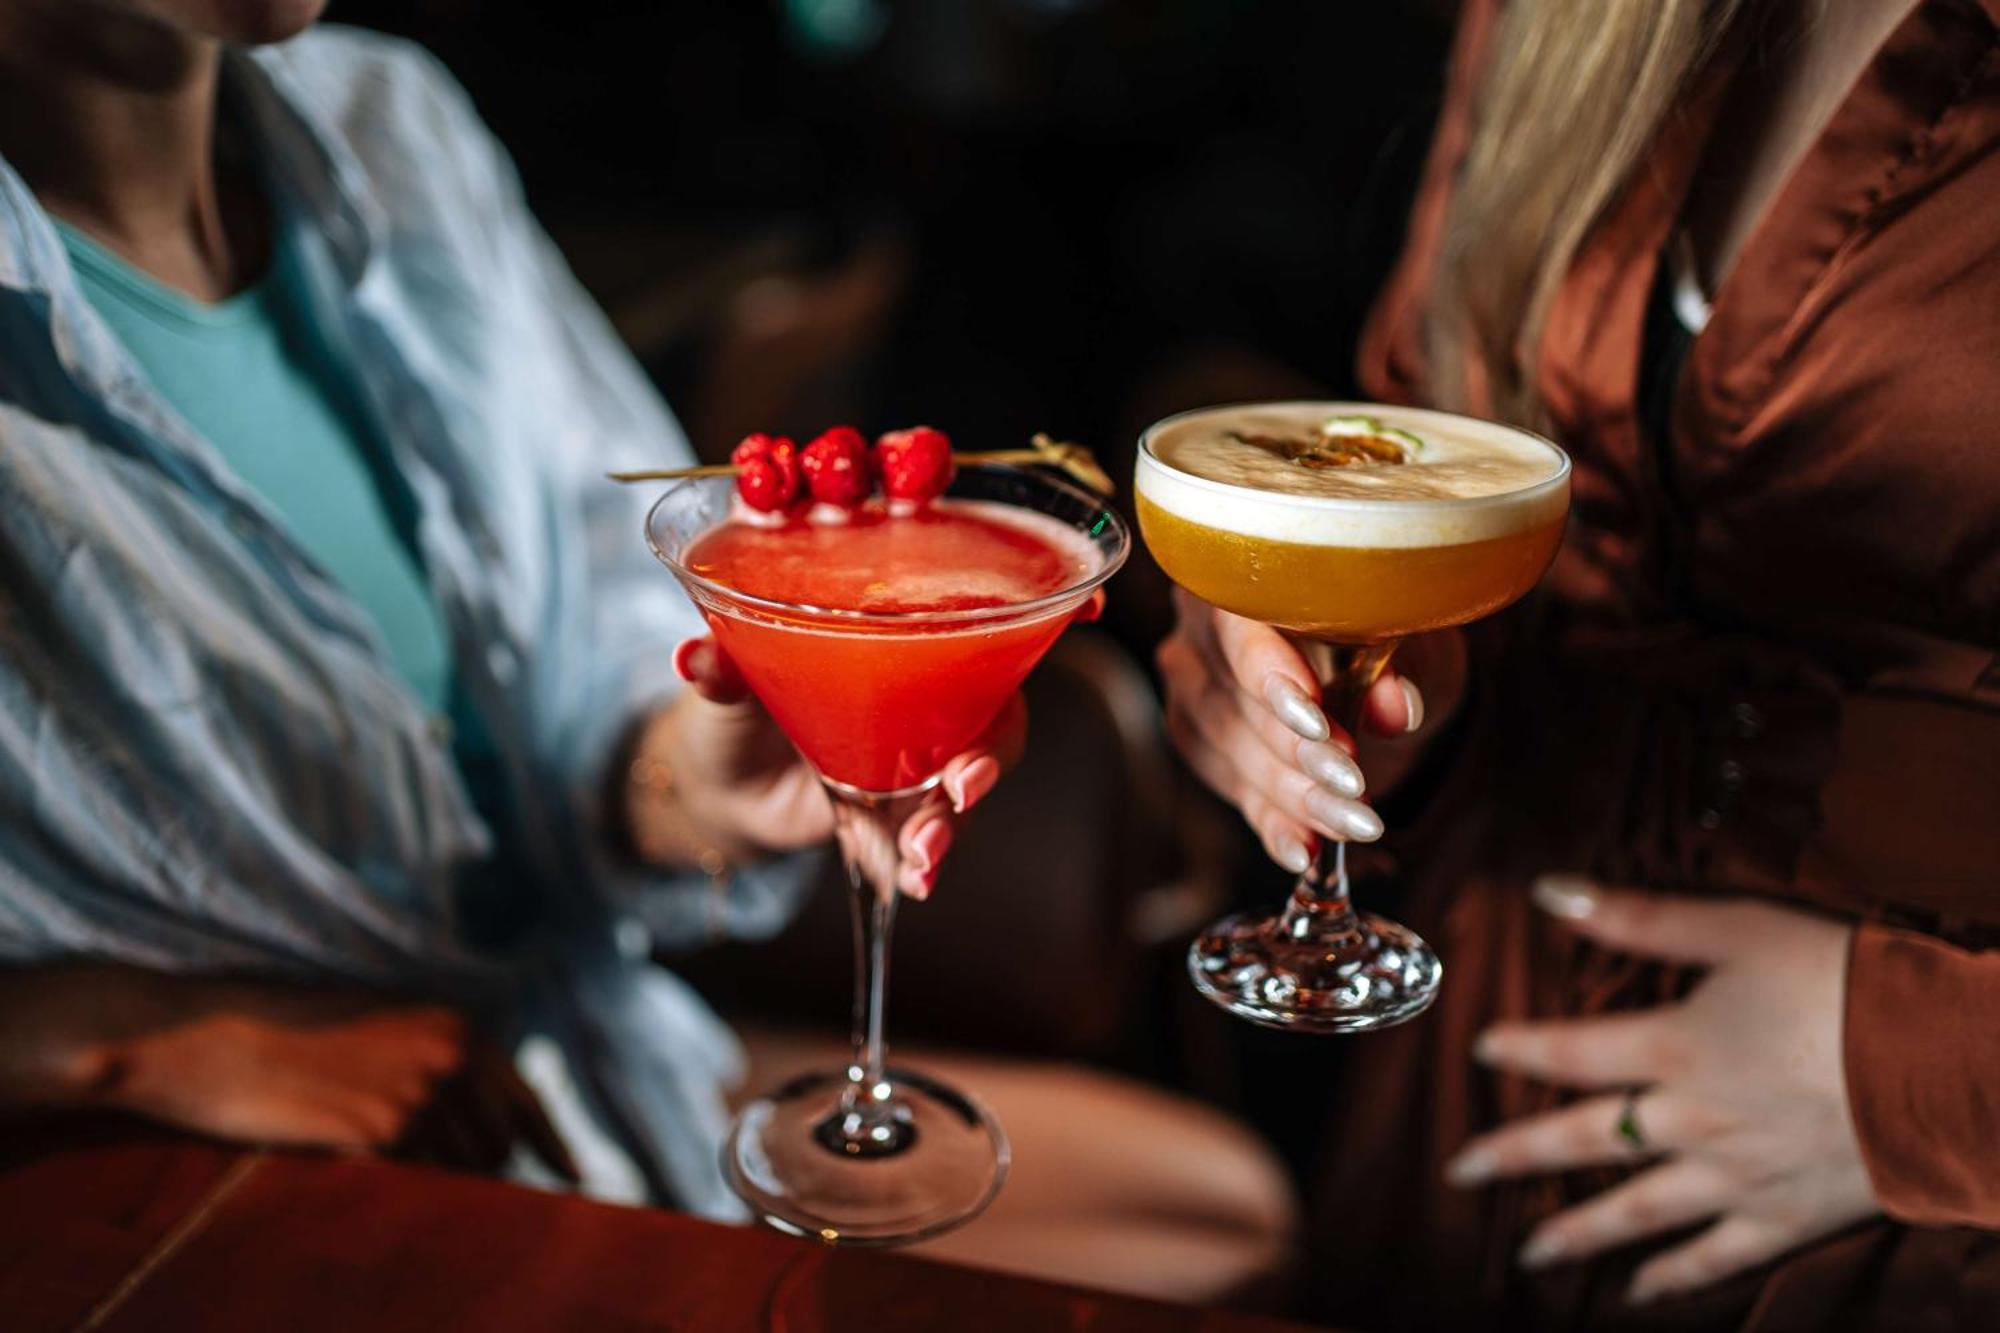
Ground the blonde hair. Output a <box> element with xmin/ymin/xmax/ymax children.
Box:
<box><xmin>1425</xmin><ymin>0</ymin><xmax>1751</xmax><ymax>424</ymax></box>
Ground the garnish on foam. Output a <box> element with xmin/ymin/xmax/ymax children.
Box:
<box><xmin>607</xmin><ymin>429</ymin><xmax>1117</xmax><ymax>504</ymax></box>
<box><xmin>1225</xmin><ymin>414</ymin><xmax>1426</xmax><ymax>470</ymax></box>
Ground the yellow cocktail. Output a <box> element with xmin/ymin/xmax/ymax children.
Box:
<box><xmin>1136</xmin><ymin>401</ymin><xmax>1570</xmax><ymax>1032</ymax></box>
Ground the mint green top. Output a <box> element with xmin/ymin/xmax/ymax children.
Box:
<box><xmin>59</xmin><ymin>221</ymin><xmax>452</xmax><ymax>716</ymax></box>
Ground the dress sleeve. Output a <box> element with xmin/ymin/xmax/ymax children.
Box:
<box><xmin>1813</xmin><ymin>690</ymin><xmax>2000</xmax><ymax>1230</ymax></box>
<box><xmin>1844</xmin><ymin>923</ymin><xmax>2000</xmax><ymax>1228</ymax></box>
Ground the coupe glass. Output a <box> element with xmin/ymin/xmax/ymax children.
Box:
<box><xmin>647</xmin><ymin>466</ymin><xmax>1128</xmax><ymax>1242</ymax></box>
<box><xmin>1135</xmin><ymin>402</ymin><xmax>1570</xmax><ymax>1033</ymax></box>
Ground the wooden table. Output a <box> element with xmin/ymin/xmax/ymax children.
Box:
<box><xmin>0</xmin><ymin>1119</ymin><xmax>1318</xmax><ymax>1332</ymax></box>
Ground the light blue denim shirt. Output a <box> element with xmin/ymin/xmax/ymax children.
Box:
<box><xmin>0</xmin><ymin>27</ymin><xmax>810</xmax><ymax>1214</ymax></box>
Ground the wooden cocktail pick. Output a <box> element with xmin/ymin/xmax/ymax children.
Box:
<box><xmin>607</xmin><ymin>432</ymin><xmax>1116</xmax><ymax>497</ymax></box>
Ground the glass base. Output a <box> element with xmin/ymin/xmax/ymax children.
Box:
<box><xmin>724</xmin><ymin>1066</ymin><xmax>1008</xmax><ymax>1246</ymax></box>
<box><xmin>1188</xmin><ymin>908</ymin><xmax>1441</xmax><ymax>1033</ymax></box>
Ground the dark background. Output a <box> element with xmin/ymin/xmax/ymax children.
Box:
<box><xmin>335</xmin><ymin>0</ymin><xmax>1456</xmax><ymax>1295</ymax></box>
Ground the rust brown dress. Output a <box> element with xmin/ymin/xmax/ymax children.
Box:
<box><xmin>1315</xmin><ymin>1</ymin><xmax>2000</xmax><ymax>1328</ymax></box>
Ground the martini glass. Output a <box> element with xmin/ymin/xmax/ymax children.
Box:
<box><xmin>1135</xmin><ymin>402</ymin><xmax>1570</xmax><ymax>1033</ymax></box>
<box><xmin>646</xmin><ymin>466</ymin><xmax>1128</xmax><ymax>1243</ymax></box>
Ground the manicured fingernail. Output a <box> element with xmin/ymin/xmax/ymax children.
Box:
<box><xmin>1306</xmin><ymin>790</ymin><xmax>1382</xmax><ymax>842</ymax></box>
<box><xmin>1626</xmin><ymin>1279</ymin><xmax>1663</xmax><ymax>1307</ymax></box>
<box><xmin>1298</xmin><ymin>740</ymin><xmax>1365</xmax><ymax>798</ymax></box>
<box><xmin>947</xmin><ymin>756</ymin><xmax>1001</xmax><ymax>813</ymax></box>
<box><xmin>1518</xmin><ymin>1231</ymin><xmax>1567</xmax><ymax>1270</ymax></box>
<box><xmin>1443</xmin><ymin>1148</ymin><xmax>1494</xmax><ymax>1187</ymax></box>
<box><xmin>1399</xmin><ymin>678</ymin><xmax>1425</xmax><ymax>732</ymax></box>
<box><xmin>1274</xmin><ymin>837</ymin><xmax>1312</xmax><ymax>875</ymax></box>
<box><xmin>1265</xmin><ymin>676</ymin><xmax>1329</xmax><ymax>742</ymax></box>
<box><xmin>908</xmin><ymin>819</ymin><xmax>953</xmax><ymax>875</ymax></box>
<box><xmin>1532</xmin><ymin>874</ymin><xmax>1598</xmax><ymax>920</ymax></box>
<box><xmin>671</xmin><ymin>639</ymin><xmax>705</xmax><ymax>682</ymax></box>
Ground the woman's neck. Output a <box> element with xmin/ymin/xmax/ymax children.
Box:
<box><xmin>0</xmin><ymin>3</ymin><xmax>265</xmax><ymax>302</ymax></box>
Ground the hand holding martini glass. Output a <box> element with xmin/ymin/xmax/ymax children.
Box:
<box><xmin>628</xmin><ymin>427</ymin><xmax>1127</xmax><ymax>1243</ymax></box>
<box><xmin>1136</xmin><ymin>402</ymin><xmax>1570</xmax><ymax>1033</ymax></box>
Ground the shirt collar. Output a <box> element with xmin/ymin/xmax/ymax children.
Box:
<box><xmin>232</xmin><ymin>44</ymin><xmax>387</xmax><ymax>295</ymax></box>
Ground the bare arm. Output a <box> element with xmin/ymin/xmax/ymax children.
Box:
<box><xmin>0</xmin><ymin>963</ymin><xmax>574</xmax><ymax>1181</ymax></box>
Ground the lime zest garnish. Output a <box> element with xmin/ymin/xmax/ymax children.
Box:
<box><xmin>1322</xmin><ymin>416</ymin><xmax>1425</xmax><ymax>459</ymax></box>
<box><xmin>1320</xmin><ymin>415</ymin><xmax>1385</xmax><ymax>438</ymax></box>
<box><xmin>1379</xmin><ymin>426</ymin><xmax>1425</xmax><ymax>455</ymax></box>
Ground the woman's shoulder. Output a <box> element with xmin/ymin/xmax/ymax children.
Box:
<box><xmin>246</xmin><ymin>26</ymin><xmax>519</xmax><ymax>218</ymax></box>
<box><xmin>255</xmin><ymin>25</ymin><xmax>484</xmax><ymax>138</ymax></box>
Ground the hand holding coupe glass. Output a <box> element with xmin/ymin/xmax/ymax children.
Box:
<box><xmin>1137</xmin><ymin>403</ymin><xmax>1568</xmax><ymax>1030</ymax></box>
<box><xmin>621</xmin><ymin>402</ymin><xmax>1570</xmax><ymax>1241</ymax></box>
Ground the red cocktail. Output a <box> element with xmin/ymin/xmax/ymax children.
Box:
<box><xmin>646</xmin><ymin>463</ymin><xmax>1128</xmax><ymax>1245</ymax></box>
<box><xmin>683</xmin><ymin>500</ymin><xmax>1098</xmax><ymax>792</ymax></box>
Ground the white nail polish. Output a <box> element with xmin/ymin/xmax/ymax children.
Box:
<box><xmin>1444</xmin><ymin>1149</ymin><xmax>1494</xmax><ymax>1187</ymax></box>
<box><xmin>1299</xmin><ymin>741</ymin><xmax>1365</xmax><ymax>798</ymax></box>
<box><xmin>1532</xmin><ymin>874</ymin><xmax>1598</xmax><ymax>920</ymax></box>
<box><xmin>1275</xmin><ymin>838</ymin><xmax>1312</xmax><ymax>875</ymax></box>
<box><xmin>1400</xmin><ymin>677</ymin><xmax>1425</xmax><ymax>732</ymax></box>
<box><xmin>1265</xmin><ymin>676</ymin><xmax>1329</xmax><ymax>742</ymax></box>
<box><xmin>1307</xmin><ymin>791</ymin><xmax>1382</xmax><ymax>842</ymax></box>
<box><xmin>1518</xmin><ymin>1232</ymin><xmax>1566</xmax><ymax>1270</ymax></box>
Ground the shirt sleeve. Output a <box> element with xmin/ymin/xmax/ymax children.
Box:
<box><xmin>1844</xmin><ymin>923</ymin><xmax>2000</xmax><ymax>1229</ymax></box>
<box><xmin>401</xmin><ymin>46</ymin><xmax>821</xmax><ymax>944</ymax></box>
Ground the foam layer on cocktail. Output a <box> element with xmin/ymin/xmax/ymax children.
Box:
<box><xmin>1138</xmin><ymin>403</ymin><xmax>1567</xmax><ymax>550</ymax></box>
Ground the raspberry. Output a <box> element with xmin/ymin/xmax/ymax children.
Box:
<box><xmin>730</xmin><ymin>433</ymin><xmax>801</xmax><ymax>511</ymax></box>
<box><xmin>876</xmin><ymin>426</ymin><xmax>955</xmax><ymax>504</ymax></box>
<box><xmin>800</xmin><ymin>426</ymin><xmax>875</xmax><ymax>505</ymax></box>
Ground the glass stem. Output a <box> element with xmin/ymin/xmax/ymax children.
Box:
<box><xmin>819</xmin><ymin>781</ymin><xmax>927</xmax><ymax>1158</ymax></box>
<box><xmin>1280</xmin><ymin>640</ymin><xmax>1398</xmax><ymax>941</ymax></box>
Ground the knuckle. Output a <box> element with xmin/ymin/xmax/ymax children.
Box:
<box><xmin>1649</xmin><ymin>1025</ymin><xmax>1699</xmax><ymax>1080</ymax></box>
<box><xmin>1758</xmin><ymin>1199</ymin><xmax>1805</xmax><ymax>1233</ymax></box>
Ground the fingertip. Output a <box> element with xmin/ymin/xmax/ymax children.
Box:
<box><xmin>1443</xmin><ymin>1146</ymin><xmax>1497</xmax><ymax>1188</ymax></box>
<box><xmin>1531</xmin><ymin>874</ymin><xmax>1601</xmax><ymax>921</ymax></box>
<box><xmin>675</xmin><ymin>637</ymin><xmax>749</xmax><ymax>703</ymax></box>
<box><xmin>1075</xmin><ymin>588</ymin><xmax>1106</xmax><ymax>624</ymax></box>
<box><xmin>904</xmin><ymin>816</ymin><xmax>954</xmax><ymax>876</ymax></box>
<box><xmin>1471</xmin><ymin>1027</ymin><xmax>1509</xmax><ymax>1065</ymax></box>
<box><xmin>945</xmin><ymin>754</ymin><xmax>1003</xmax><ymax>813</ymax></box>
<box><xmin>671</xmin><ymin>638</ymin><xmax>707</xmax><ymax>684</ymax></box>
<box><xmin>1361</xmin><ymin>672</ymin><xmax>1422</xmax><ymax>736</ymax></box>
<box><xmin>1264</xmin><ymin>673</ymin><xmax>1331</xmax><ymax>742</ymax></box>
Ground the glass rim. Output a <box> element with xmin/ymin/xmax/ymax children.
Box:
<box><xmin>645</xmin><ymin>462</ymin><xmax>1132</xmax><ymax>628</ymax></box>
<box><xmin>1137</xmin><ymin>399</ymin><xmax>1572</xmax><ymax>516</ymax></box>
